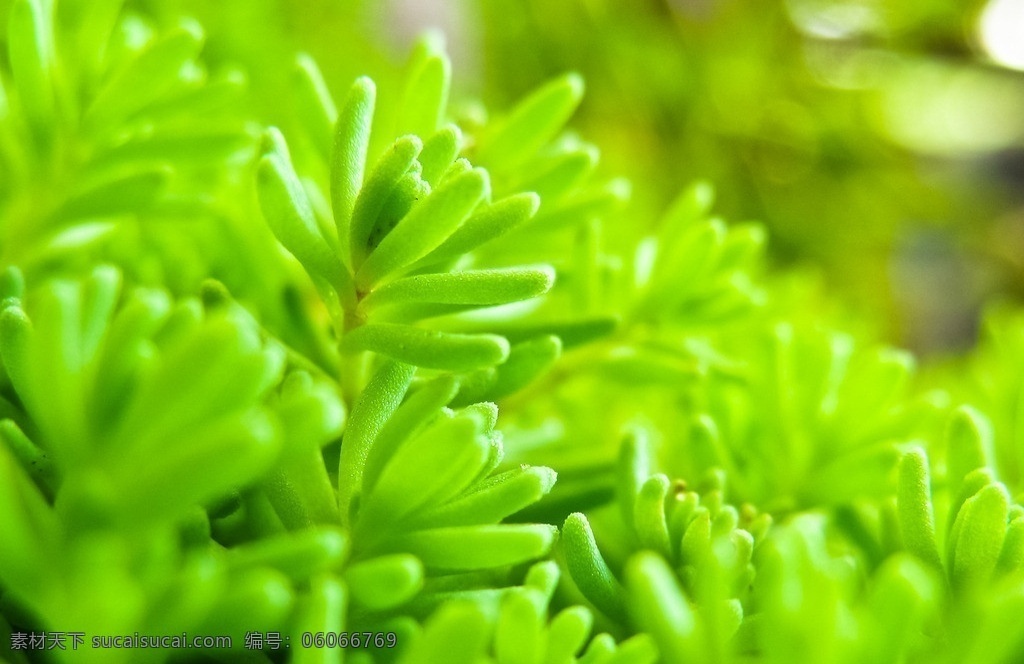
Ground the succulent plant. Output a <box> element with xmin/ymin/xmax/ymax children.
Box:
<box><xmin>2</xmin><ymin>1</ymin><xmax>1024</xmax><ymax>663</ymax></box>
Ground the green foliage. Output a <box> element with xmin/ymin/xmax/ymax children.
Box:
<box><xmin>957</xmin><ymin>307</ymin><xmax>1024</xmax><ymax>496</ymax></box>
<box><xmin>0</xmin><ymin>0</ymin><xmax>258</xmax><ymax>288</ymax></box>
<box><xmin>561</xmin><ymin>431</ymin><xmax>767</xmax><ymax>660</ymax></box>
<box><xmin>672</xmin><ymin>322</ymin><xmax>926</xmax><ymax>510</ymax></box>
<box><xmin>2</xmin><ymin>2</ymin><xmax>1024</xmax><ymax>664</ymax></box>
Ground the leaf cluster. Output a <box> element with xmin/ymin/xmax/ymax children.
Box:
<box><xmin>3</xmin><ymin>3</ymin><xmax>1024</xmax><ymax>664</ymax></box>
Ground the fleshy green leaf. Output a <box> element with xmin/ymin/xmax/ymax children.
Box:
<box><xmin>401</xmin><ymin>600</ymin><xmax>489</xmax><ymax>664</ymax></box>
<box><xmin>7</xmin><ymin>0</ymin><xmax>56</xmax><ymax>127</ymax></box>
<box><xmin>337</xmin><ymin>360</ymin><xmax>416</xmax><ymax>527</ymax></box>
<box><xmin>0</xmin><ymin>266</ymin><xmax>25</xmax><ymax>301</ymax></box>
<box><xmin>484</xmin><ymin>334</ymin><xmax>562</xmax><ymax>398</ymax></box>
<box><xmin>625</xmin><ymin>552</ymin><xmax>701</xmax><ymax>663</ymax></box>
<box><xmin>475</xmin><ymin>72</ymin><xmax>585</xmax><ymax>174</ymax></box>
<box><xmin>417</xmin><ymin>465</ymin><xmax>558</xmax><ymax>527</ymax></box>
<box><xmin>419</xmin><ymin>125</ymin><xmax>462</xmax><ymax>187</ymax></box>
<box><xmin>951</xmin><ymin>482</ymin><xmax>1010</xmax><ymax>587</ymax></box>
<box><xmin>529</xmin><ymin>178</ymin><xmax>630</xmax><ymax>233</ymax></box>
<box><xmin>396</xmin><ymin>37</ymin><xmax>451</xmax><ymax>139</ymax></box>
<box><xmin>949</xmin><ymin>467</ymin><xmax>996</xmax><ymax>535</ymax></box>
<box><xmin>17</xmin><ymin>281</ymin><xmax>87</xmax><ymax>456</ymax></box>
<box><xmin>349</xmin><ymin>135</ymin><xmax>422</xmax><ymax>267</ymax></box>
<box><xmin>105</xmin><ymin>409</ymin><xmax>280</xmax><ymax>524</ymax></box>
<box><xmin>717</xmin><ymin>224</ymin><xmax>766</xmax><ymax>272</ymax></box>
<box><xmin>294</xmin><ymin>53</ymin><xmax>338</xmax><ymax>158</ymax></box>
<box><xmin>526</xmin><ymin>559</ymin><xmax>561</xmax><ymax>598</ymax></box>
<box><xmin>634</xmin><ymin>474</ymin><xmax>673</xmax><ymax>559</ymax></box>
<box><xmin>607</xmin><ymin>634</ymin><xmax>659</xmax><ymax>664</ymax></box>
<box><xmin>596</xmin><ymin>346</ymin><xmax>701</xmax><ymax>385</ymax></box>
<box><xmin>342</xmin><ymin>324</ymin><xmax>510</xmax><ymax>371</ymax></box>
<box><xmin>453</xmin><ymin>335</ymin><xmax>562</xmax><ymax>404</ymax></box>
<box><xmin>473</xmin><ymin>316</ymin><xmax>618</xmax><ymax>349</ymax></box>
<box><xmin>579</xmin><ymin>634</ymin><xmax>617</xmax><ymax>663</ymax></box>
<box><xmin>866</xmin><ymin>555</ymin><xmax>939</xmax><ymax>660</ymax></box>
<box><xmin>355</xmin><ymin>167</ymin><xmax>490</xmax><ymax>289</ymax></box>
<box><xmin>0</xmin><ymin>442</ymin><xmax>57</xmax><ymax>595</ymax></box>
<box><xmin>0</xmin><ymin>304</ymin><xmax>34</xmax><ymax>414</ymax></box>
<box><xmin>414</xmin><ymin>192</ymin><xmax>540</xmax><ymax>269</ymax></box>
<box><xmin>657</xmin><ymin>180</ymin><xmax>715</xmax><ymax>250</ymax></box>
<box><xmin>345</xmin><ymin>554</ymin><xmax>424</xmax><ymax>610</ymax></box>
<box><xmin>112</xmin><ymin>314</ymin><xmax>273</xmax><ymax>453</ymax></box>
<box><xmin>358</xmin><ymin>412</ymin><xmax>491</xmax><ymax>527</ymax></box>
<box><xmin>86</xmin><ymin>20</ymin><xmax>204</xmax><ymax>128</ymax></box>
<box><xmin>382</xmin><ymin>524</ymin><xmax>557</xmax><ymax>570</ymax></box>
<box><xmin>562</xmin><ymin>513</ymin><xmax>627</xmax><ymax>622</ymax></box>
<box><xmin>198</xmin><ymin>568</ymin><xmax>294</xmax><ymax>637</ymax></box>
<box><xmin>265</xmin><ymin>372</ymin><xmax>345</xmax><ymax>528</ymax></box>
<box><xmin>361</xmin><ymin>374</ymin><xmax>459</xmax><ymax>493</ymax></box>
<box><xmin>228</xmin><ymin>527</ymin><xmax>348</xmax><ymax>582</ymax></box>
<box><xmin>98</xmin><ymin>128</ymin><xmax>253</xmax><ymax>168</ymax></box>
<box><xmin>997</xmin><ymin>517</ymin><xmax>1024</xmax><ymax>576</ymax></box>
<box><xmin>78</xmin><ymin>265</ymin><xmax>122</xmax><ymax>361</ymax></box>
<box><xmin>495</xmin><ymin>587</ymin><xmax>544</xmax><ymax>664</ymax></box>
<box><xmin>0</xmin><ymin>420</ymin><xmax>55</xmax><ymax>492</ymax></box>
<box><xmin>360</xmin><ymin>266</ymin><xmax>554</xmax><ymax>315</ymax></box>
<box><xmin>617</xmin><ymin>430</ymin><xmax>651</xmax><ymax>531</ymax></box>
<box><xmin>257</xmin><ymin>134</ymin><xmax>350</xmax><ymax>297</ymax></box>
<box><xmin>516</xmin><ymin>143</ymin><xmax>599</xmax><ymax>203</ymax></box>
<box><xmin>946</xmin><ymin>405</ymin><xmax>991</xmax><ymax>490</ymax></box>
<box><xmin>680</xmin><ymin>508</ymin><xmax>712</xmax><ymax>564</ymax></box>
<box><xmin>292</xmin><ymin>575</ymin><xmax>346</xmax><ymax>664</ymax></box>
<box><xmin>544</xmin><ymin>606</ymin><xmax>593</xmax><ymax>663</ymax></box>
<box><xmin>331</xmin><ymin>75</ymin><xmax>376</xmax><ymax>261</ymax></box>
<box><xmin>896</xmin><ymin>447</ymin><xmax>941</xmax><ymax>569</ymax></box>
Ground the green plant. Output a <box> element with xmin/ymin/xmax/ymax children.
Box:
<box><xmin>2</xmin><ymin>1</ymin><xmax>1024</xmax><ymax>663</ymax></box>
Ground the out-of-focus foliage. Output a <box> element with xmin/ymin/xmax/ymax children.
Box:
<box><xmin>475</xmin><ymin>0</ymin><xmax>1024</xmax><ymax>352</ymax></box>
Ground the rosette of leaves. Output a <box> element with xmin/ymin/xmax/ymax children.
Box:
<box><xmin>755</xmin><ymin>492</ymin><xmax>1024</xmax><ymax>664</ymax></box>
<box><xmin>511</xmin><ymin>180</ymin><xmax>767</xmax><ymax>408</ymax></box>
<box><xmin>0</xmin><ymin>263</ymin><xmax>576</xmax><ymax>664</ymax></box>
<box><xmin>235</xmin><ymin>370</ymin><xmax>635</xmax><ymax>664</ymax></box>
<box><xmin>236</xmin><ymin>360</ymin><xmax>568</xmax><ymax>662</ymax></box>
<box><xmin>0</xmin><ymin>265</ymin><xmax>325</xmax><ymax>661</ymax></box>
<box><xmin>661</xmin><ymin>321</ymin><xmax>939</xmax><ymax>512</ymax></box>
<box><xmin>752</xmin><ymin>514</ymin><xmax>944</xmax><ymax>664</ymax></box>
<box><xmin>629</xmin><ymin>181</ymin><xmax>766</xmax><ymax>329</ymax></box>
<box><xmin>476</xmin><ymin>180</ymin><xmax>771</xmax><ymax>518</ymax></box>
<box><xmin>817</xmin><ymin>405</ymin><xmax>1024</xmax><ymax>592</ymax></box>
<box><xmin>499</xmin><ymin>316</ymin><xmax>929</xmax><ymax>552</ymax></box>
<box><xmin>558</xmin><ymin>430</ymin><xmax>770</xmax><ymax>661</ymax></box>
<box><xmin>494</xmin><ymin>179</ymin><xmax>767</xmax><ymax>406</ymax></box>
<box><xmin>255</xmin><ymin>38</ymin><xmax>646</xmax><ymax>404</ymax></box>
<box><xmin>0</xmin><ymin>0</ymin><xmax>257</xmax><ymax>284</ymax></box>
<box><xmin>337</xmin><ymin>360</ymin><xmax>558</xmax><ymax>579</ymax></box>
<box><xmin>756</xmin><ymin>406</ymin><xmax>1024</xmax><ymax>664</ymax></box>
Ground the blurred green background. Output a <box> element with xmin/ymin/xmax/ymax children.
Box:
<box><xmin>94</xmin><ymin>0</ymin><xmax>1024</xmax><ymax>353</ymax></box>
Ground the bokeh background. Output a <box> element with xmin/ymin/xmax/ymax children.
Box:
<box><xmin>126</xmin><ymin>0</ymin><xmax>1024</xmax><ymax>354</ymax></box>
